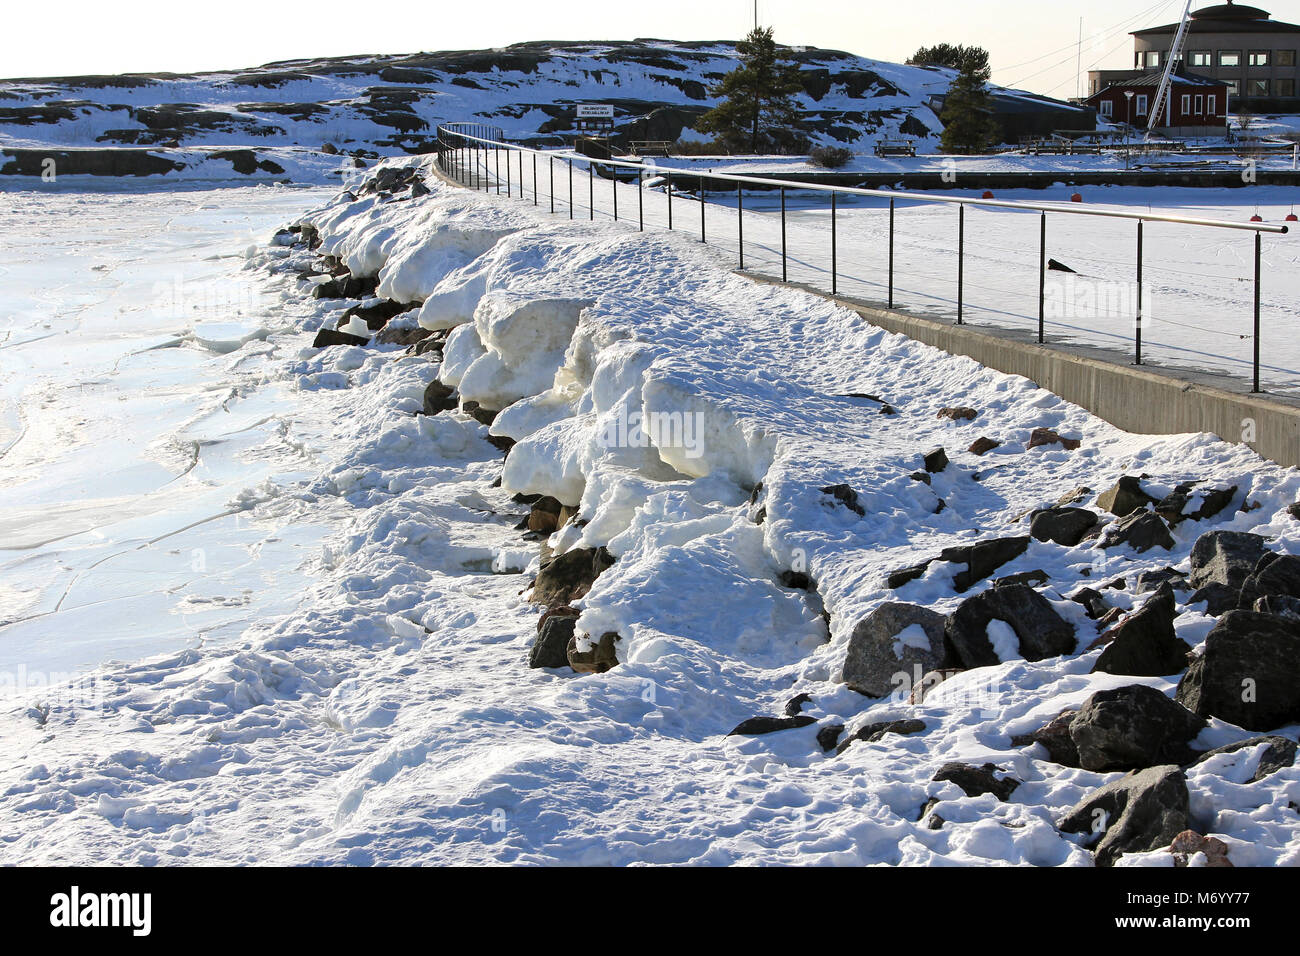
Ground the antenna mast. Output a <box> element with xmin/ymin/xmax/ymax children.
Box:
<box><xmin>1147</xmin><ymin>0</ymin><xmax>1194</xmax><ymax>133</ymax></box>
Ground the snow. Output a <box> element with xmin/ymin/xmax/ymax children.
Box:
<box><xmin>0</xmin><ymin>161</ymin><xmax>1297</xmax><ymax>866</ymax></box>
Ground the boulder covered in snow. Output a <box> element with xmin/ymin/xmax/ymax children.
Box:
<box><xmin>842</xmin><ymin>603</ymin><xmax>946</xmax><ymax>699</ymax></box>
<box><xmin>1096</xmin><ymin>475</ymin><xmax>1159</xmax><ymax>517</ymax></box>
<box><xmin>942</xmin><ymin>584</ymin><xmax>1074</xmax><ymax>668</ymax></box>
<box><xmin>1099</xmin><ymin>510</ymin><xmax>1174</xmax><ymax>554</ymax></box>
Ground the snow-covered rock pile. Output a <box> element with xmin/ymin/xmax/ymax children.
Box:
<box><xmin>1</xmin><ymin>156</ymin><xmax>1296</xmax><ymax>866</ymax></box>
<box><xmin>261</xmin><ymin>156</ymin><xmax>1300</xmax><ymax>865</ymax></box>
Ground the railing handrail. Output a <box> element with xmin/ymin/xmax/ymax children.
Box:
<box><xmin>436</xmin><ymin>124</ymin><xmax>1290</xmax><ymax>235</ymax></box>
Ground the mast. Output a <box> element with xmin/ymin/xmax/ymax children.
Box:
<box><xmin>1147</xmin><ymin>0</ymin><xmax>1194</xmax><ymax>133</ymax></box>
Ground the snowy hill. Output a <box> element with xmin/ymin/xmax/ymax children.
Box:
<box><xmin>0</xmin><ymin>39</ymin><xmax>1080</xmax><ymax>166</ymax></box>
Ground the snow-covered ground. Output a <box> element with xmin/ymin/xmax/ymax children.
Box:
<box><xmin>0</xmin><ymin>160</ymin><xmax>1296</xmax><ymax>866</ymax></box>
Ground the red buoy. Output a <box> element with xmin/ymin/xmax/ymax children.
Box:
<box><xmin>1251</xmin><ymin>214</ymin><xmax>1264</xmax><ymax>222</ymax></box>
<box><xmin>982</xmin><ymin>190</ymin><xmax>995</xmax><ymax>199</ymax></box>
<box><xmin>1287</xmin><ymin>214</ymin><xmax>1298</xmax><ymax>222</ymax></box>
<box><xmin>1070</xmin><ymin>193</ymin><xmax>1083</xmax><ymax>203</ymax></box>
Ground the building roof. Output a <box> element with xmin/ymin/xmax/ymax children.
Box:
<box><xmin>1084</xmin><ymin>66</ymin><xmax>1225</xmax><ymax>105</ymax></box>
<box><xmin>1134</xmin><ymin>0</ymin><xmax>1300</xmax><ymax>35</ymax></box>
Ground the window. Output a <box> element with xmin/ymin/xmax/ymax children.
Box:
<box><xmin>1099</xmin><ymin>99</ymin><xmax>1113</xmax><ymax>117</ymax></box>
<box><xmin>1279</xmin><ymin>50</ymin><xmax>1296</xmax><ymax>67</ymax></box>
<box><xmin>1209</xmin><ymin>94</ymin><xmax>1217</xmax><ymax>114</ymax></box>
<box><xmin>1190</xmin><ymin>50</ymin><xmax>1212</xmax><ymax>67</ymax></box>
<box><xmin>1220</xmin><ymin>50</ymin><xmax>1242</xmax><ymax>67</ymax></box>
<box><xmin>1136</xmin><ymin>94</ymin><xmax>1149</xmax><ymax>116</ymax></box>
<box><xmin>1277</xmin><ymin>78</ymin><xmax>1296</xmax><ymax>97</ymax></box>
<box><xmin>1181</xmin><ymin>94</ymin><xmax>1191</xmax><ymax>114</ymax></box>
<box><xmin>1145</xmin><ymin>51</ymin><xmax>1162</xmax><ymax>68</ymax></box>
<box><xmin>1226</xmin><ymin>80</ymin><xmax>1239</xmax><ymax>95</ymax></box>
<box><xmin>1249</xmin><ymin>51</ymin><xmax>1270</xmax><ymax>67</ymax></box>
<box><xmin>1248</xmin><ymin>79</ymin><xmax>1271</xmax><ymax>95</ymax></box>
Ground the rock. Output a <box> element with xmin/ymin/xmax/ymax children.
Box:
<box><xmin>1169</xmin><ymin>830</ymin><xmax>1233</xmax><ymax>867</ymax></box>
<box><xmin>939</xmin><ymin>535</ymin><xmax>1031</xmax><ymax>593</ymax></box>
<box><xmin>1096</xmin><ymin>476</ymin><xmax>1158</xmax><ymax>517</ymax></box>
<box><xmin>1187</xmin><ymin>530</ymin><xmax>1269</xmax><ymax>591</ymax></box>
<box><xmin>931</xmin><ymin>762</ymin><xmax>1021</xmax><ymax>801</ymax></box>
<box><xmin>1175</xmin><ymin>610</ymin><xmax>1300</xmax><ymax>731</ymax></box>
<box><xmin>1133</xmin><ymin>568</ymin><xmax>1188</xmax><ymax>594</ymax></box>
<box><xmin>311</xmin><ymin>274</ymin><xmax>378</xmax><ymax>300</ymax></box>
<box><xmin>567</xmin><ymin>631</ymin><xmax>619</xmax><ymax>674</ymax></box>
<box><xmin>937</xmin><ymin>406</ymin><xmax>978</xmax><ymax>422</ymax></box>
<box><xmin>1189</xmin><ymin>583</ymin><xmax>1241</xmax><ymax>616</ymax></box>
<box><xmin>410</xmin><ymin>334</ymin><xmax>446</xmax><ymax>357</ymax></box>
<box><xmin>342</xmin><ymin>298</ymin><xmax>412</xmax><ymax>331</ymax></box>
<box><xmin>1071</xmin><ymin>587</ymin><xmax>1111</xmax><ymax>619</ymax></box>
<box><xmin>727</xmin><ymin>714</ymin><xmax>817</xmax><ymax>736</ymax></box>
<box><xmin>1188</xmin><ymin>735</ymin><xmax>1297</xmax><ymax>782</ymax></box>
<box><xmin>922</xmin><ymin>447</ymin><xmax>949</xmax><ymax>473</ymax></box>
<box><xmin>1057</xmin><ymin>486</ymin><xmax>1092</xmax><ymax>506</ymax></box>
<box><xmin>311</xmin><ymin>327</ymin><xmax>369</xmax><ymax>348</ymax></box>
<box><xmin>1029</xmin><ymin>507</ymin><xmax>1098</xmax><ymax>547</ymax></box>
<box><xmin>909</xmin><ymin>471</ymin><xmax>931</xmax><ymax>485</ymax></box>
<box><xmin>834</xmin><ymin>718</ymin><xmax>926</xmax><ymax>755</ymax></box>
<box><xmin>1047</xmin><ymin>258</ymin><xmax>1076</xmax><ymax>273</ymax></box>
<box><xmin>421</xmin><ymin>380</ymin><xmax>457</xmax><ymax>416</ymax></box>
<box><xmin>1011</xmin><ymin>709</ymin><xmax>1080</xmax><ymax>766</ymax></box>
<box><xmin>779</xmin><ymin>570</ymin><xmax>811</xmax><ymax>590</ymax></box>
<box><xmin>784</xmin><ymin>693</ymin><xmax>813</xmax><ymax>717</ymax></box>
<box><xmin>1026</xmin><ymin>427</ymin><xmax>1080</xmax><ymax>451</ymax></box>
<box><xmin>1253</xmin><ymin>594</ymin><xmax>1300</xmax><ymax>620</ymax></box>
<box><xmin>529</xmin><ymin>611</ymin><xmax>579</xmax><ymax>669</ymax></box>
<box><xmin>1069</xmin><ymin>685</ymin><xmax>1206</xmax><ymax>772</ymax></box>
<box><xmin>968</xmin><ymin>436</ymin><xmax>1000</xmax><ymax>456</ymax></box>
<box><xmin>1099</xmin><ymin>511</ymin><xmax>1174</xmax><ymax>553</ymax></box>
<box><xmin>375</xmin><ymin>324</ymin><xmax>433</xmax><ymax>347</ymax></box>
<box><xmin>461</xmin><ymin>401</ymin><xmax>498</xmax><ymax>427</ymax></box>
<box><xmin>1155</xmin><ymin>485</ymin><xmax>1237</xmax><ymax>526</ymax></box>
<box><xmin>1238</xmin><ymin>553</ymin><xmax>1300</xmax><ymax>609</ymax></box>
<box><xmin>532</xmin><ymin>547</ymin><xmax>616</xmax><ymax>608</ymax></box>
<box><xmin>1092</xmin><ymin>585</ymin><xmax>1192</xmax><ymax>678</ymax></box>
<box><xmin>906</xmin><ymin>668</ymin><xmax>964</xmax><ymax>705</ymax></box>
<box><xmin>992</xmin><ymin>569</ymin><xmax>1049</xmax><ymax>589</ymax></box>
<box><xmin>526</xmin><ymin>496</ymin><xmax>566</xmax><ymax>534</ymax></box>
<box><xmin>1058</xmin><ymin>765</ymin><xmax>1190</xmax><ymax>867</ymax></box>
<box><xmin>816</xmin><ymin>724</ymin><xmax>845</xmax><ymax>752</ymax></box>
<box><xmin>820</xmin><ymin>484</ymin><xmax>865</xmax><ymax>516</ymax></box>
<box><xmin>842</xmin><ymin>603</ymin><xmax>947</xmax><ymax>698</ymax></box>
<box><xmin>943</xmin><ymin>584</ymin><xmax>1075</xmax><ymax>668</ymax></box>
<box><xmin>886</xmin><ymin>562</ymin><xmax>932</xmax><ymax>590</ymax></box>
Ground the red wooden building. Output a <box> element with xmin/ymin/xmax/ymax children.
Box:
<box><xmin>1085</xmin><ymin>64</ymin><xmax>1228</xmax><ymax>135</ymax></box>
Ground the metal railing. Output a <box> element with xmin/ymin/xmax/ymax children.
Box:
<box><xmin>434</xmin><ymin>124</ymin><xmax>1289</xmax><ymax>393</ymax></box>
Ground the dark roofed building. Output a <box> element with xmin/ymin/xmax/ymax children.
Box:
<box><xmin>1085</xmin><ymin>64</ymin><xmax>1228</xmax><ymax>134</ymax></box>
<box><xmin>1088</xmin><ymin>0</ymin><xmax>1300</xmax><ymax>113</ymax></box>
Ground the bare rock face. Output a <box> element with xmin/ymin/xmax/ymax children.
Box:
<box><xmin>1096</xmin><ymin>475</ymin><xmax>1158</xmax><ymax>517</ymax></box>
<box><xmin>1238</xmin><ymin>553</ymin><xmax>1300</xmax><ymax>609</ymax></box>
<box><xmin>931</xmin><ymin>762</ymin><xmax>1021</xmax><ymax>801</ymax></box>
<box><xmin>421</xmin><ymin>380</ymin><xmax>457</xmax><ymax>416</ymax></box>
<box><xmin>727</xmin><ymin>715</ymin><xmax>817</xmax><ymax>736</ymax></box>
<box><xmin>1029</xmin><ymin>507</ymin><xmax>1098</xmax><ymax>547</ymax></box>
<box><xmin>943</xmin><ymin>584</ymin><xmax>1075</xmax><ymax>669</ymax></box>
<box><xmin>567</xmin><ymin>631</ymin><xmax>620</xmax><ymax>674</ymax></box>
<box><xmin>1099</xmin><ymin>511</ymin><xmax>1174</xmax><ymax>554</ymax></box>
<box><xmin>1187</xmin><ymin>530</ymin><xmax>1269</xmax><ymax>592</ymax></box>
<box><xmin>939</xmin><ymin>536</ymin><xmax>1031</xmax><ymax>593</ymax></box>
<box><xmin>1069</xmin><ymin>685</ymin><xmax>1206</xmax><ymax>772</ymax></box>
<box><xmin>842</xmin><ymin>603</ymin><xmax>946</xmax><ymax>699</ymax></box>
<box><xmin>532</xmin><ymin>547</ymin><xmax>616</xmax><ymax>608</ymax></box>
<box><xmin>1091</xmin><ymin>584</ymin><xmax>1192</xmax><ymax>678</ymax></box>
<box><xmin>1176</xmin><ymin>610</ymin><xmax>1300</xmax><ymax>732</ymax></box>
<box><xmin>1058</xmin><ymin>765</ymin><xmax>1190</xmax><ymax>867</ymax></box>
<box><xmin>529</xmin><ymin>609</ymin><xmax>579</xmax><ymax>669</ymax></box>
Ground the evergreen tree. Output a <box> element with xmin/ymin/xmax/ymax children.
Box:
<box><xmin>908</xmin><ymin>43</ymin><xmax>991</xmax><ymax>76</ymax></box>
<box><xmin>696</xmin><ymin>27</ymin><xmax>807</xmax><ymax>154</ymax></box>
<box><xmin>939</xmin><ymin>60</ymin><xmax>1000</xmax><ymax>154</ymax></box>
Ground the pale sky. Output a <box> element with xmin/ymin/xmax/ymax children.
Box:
<box><xmin>6</xmin><ymin>0</ymin><xmax>1300</xmax><ymax>97</ymax></box>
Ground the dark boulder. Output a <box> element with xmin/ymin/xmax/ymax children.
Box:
<box><xmin>923</xmin><ymin>447</ymin><xmax>949</xmax><ymax>473</ymax></box>
<box><xmin>992</xmin><ymin>569</ymin><xmax>1050</xmax><ymax>589</ymax></box>
<box><xmin>816</xmin><ymin>724</ymin><xmax>845</xmax><ymax>752</ymax></box>
<box><xmin>1027</xmin><ymin>427</ymin><xmax>1080</xmax><ymax>451</ymax></box>
<box><xmin>784</xmin><ymin>693</ymin><xmax>813</xmax><ymax>717</ymax></box>
<box><xmin>1011</xmin><ymin>709</ymin><xmax>1080</xmax><ymax>765</ymax></box>
<box><xmin>1092</xmin><ymin>585</ymin><xmax>1192</xmax><ymax>678</ymax></box>
<box><xmin>1189</xmin><ymin>582</ymin><xmax>1241</xmax><ymax>616</ymax></box>
<box><xmin>1188</xmin><ymin>530</ymin><xmax>1269</xmax><ymax>591</ymax></box>
<box><xmin>461</xmin><ymin>401</ymin><xmax>498</xmax><ymax>427</ymax></box>
<box><xmin>1253</xmin><ymin>594</ymin><xmax>1300</xmax><ymax>620</ymax></box>
<box><xmin>1030</xmin><ymin>507</ymin><xmax>1098</xmax><ymax>547</ymax></box>
<box><xmin>311</xmin><ymin>327</ymin><xmax>369</xmax><ymax>349</ymax></box>
<box><xmin>312</xmin><ymin>274</ymin><xmax>378</xmax><ymax>299</ymax></box>
<box><xmin>1099</xmin><ymin>511</ymin><xmax>1174</xmax><ymax>553</ymax></box>
<box><xmin>727</xmin><ymin>714</ymin><xmax>817</xmax><ymax>736</ymax></box>
<box><xmin>820</xmin><ymin>483</ymin><xmax>865</xmax><ymax>516</ymax></box>
<box><xmin>1058</xmin><ymin>765</ymin><xmax>1190</xmax><ymax>867</ymax></box>
<box><xmin>834</xmin><ymin>719</ymin><xmax>926</xmax><ymax>755</ymax></box>
<box><xmin>532</xmin><ymin>547</ymin><xmax>616</xmax><ymax>608</ymax></box>
<box><xmin>940</xmin><ymin>536</ymin><xmax>1031</xmax><ymax>592</ymax></box>
<box><xmin>968</xmin><ymin>436</ymin><xmax>1001</xmax><ymax>456</ymax></box>
<box><xmin>567</xmin><ymin>631</ymin><xmax>620</xmax><ymax>674</ymax></box>
<box><xmin>1133</xmin><ymin>568</ymin><xmax>1188</xmax><ymax>594</ymax></box>
<box><xmin>943</xmin><ymin>584</ymin><xmax>1075</xmax><ymax>668</ymax></box>
<box><xmin>931</xmin><ymin>762</ymin><xmax>1021</xmax><ymax>801</ymax></box>
<box><xmin>1096</xmin><ymin>476</ymin><xmax>1158</xmax><ymax>517</ymax></box>
<box><xmin>529</xmin><ymin>611</ymin><xmax>579</xmax><ymax>669</ymax></box>
<box><xmin>1070</xmin><ymin>587</ymin><xmax>1110</xmax><ymax>620</ymax></box>
<box><xmin>1187</xmin><ymin>735</ymin><xmax>1297</xmax><ymax>782</ymax></box>
<box><xmin>342</xmin><ymin>298</ymin><xmax>413</xmax><ymax>331</ymax></box>
<box><xmin>937</xmin><ymin>406</ymin><xmax>978</xmax><ymax>422</ymax></box>
<box><xmin>1238</xmin><ymin>553</ymin><xmax>1300</xmax><ymax>608</ymax></box>
<box><xmin>842</xmin><ymin>603</ymin><xmax>946</xmax><ymax>698</ymax></box>
<box><xmin>526</xmin><ymin>496</ymin><xmax>566</xmax><ymax>534</ymax></box>
<box><xmin>1155</xmin><ymin>485</ymin><xmax>1237</xmax><ymax>526</ymax></box>
<box><xmin>421</xmin><ymin>380</ymin><xmax>458</xmax><ymax>416</ymax></box>
<box><xmin>1069</xmin><ymin>685</ymin><xmax>1206</xmax><ymax>772</ymax></box>
<box><xmin>1175</xmin><ymin>610</ymin><xmax>1300</xmax><ymax>731</ymax></box>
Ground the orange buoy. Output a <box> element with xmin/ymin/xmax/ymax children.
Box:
<box><xmin>1070</xmin><ymin>193</ymin><xmax>1083</xmax><ymax>203</ymax></box>
<box><xmin>982</xmin><ymin>190</ymin><xmax>995</xmax><ymax>199</ymax></box>
<box><xmin>1251</xmin><ymin>214</ymin><xmax>1264</xmax><ymax>222</ymax></box>
<box><xmin>1287</xmin><ymin>214</ymin><xmax>1298</xmax><ymax>222</ymax></box>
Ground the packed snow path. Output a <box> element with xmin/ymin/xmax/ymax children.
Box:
<box><xmin>0</xmin><ymin>161</ymin><xmax>1297</xmax><ymax>865</ymax></box>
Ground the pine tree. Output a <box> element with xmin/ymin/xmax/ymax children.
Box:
<box><xmin>696</xmin><ymin>27</ymin><xmax>807</xmax><ymax>154</ymax></box>
<box><xmin>908</xmin><ymin>44</ymin><xmax>991</xmax><ymax>77</ymax></box>
<box><xmin>939</xmin><ymin>60</ymin><xmax>1000</xmax><ymax>154</ymax></box>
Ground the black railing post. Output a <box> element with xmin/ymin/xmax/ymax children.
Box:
<box><xmin>700</xmin><ymin>177</ymin><xmax>706</xmax><ymax>243</ymax></box>
<box><xmin>613</xmin><ymin>167</ymin><xmax>618</xmax><ymax>222</ymax></box>
<box><xmin>1038</xmin><ymin>212</ymin><xmax>1047</xmax><ymax>343</ymax></box>
<box><xmin>780</xmin><ymin>186</ymin><xmax>787</xmax><ymax>282</ymax></box>
<box><xmin>956</xmin><ymin>204</ymin><xmax>965</xmax><ymax>325</ymax></box>
<box><xmin>831</xmin><ymin>191</ymin><xmax>838</xmax><ymax>296</ymax></box>
<box><xmin>588</xmin><ymin>163</ymin><xmax>594</xmax><ymax>221</ymax></box>
<box><xmin>495</xmin><ymin>145</ymin><xmax>500</xmax><ymax>194</ymax></box>
<box><xmin>737</xmin><ymin>182</ymin><xmax>744</xmax><ymax>269</ymax></box>
<box><xmin>638</xmin><ymin>172</ymin><xmax>644</xmax><ymax>231</ymax></box>
<box><xmin>533</xmin><ymin>153</ymin><xmax>538</xmax><ymax>206</ymax></box>
<box><xmin>1254</xmin><ymin>231</ymin><xmax>1262</xmax><ymax>393</ymax></box>
<box><xmin>888</xmin><ymin>198</ymin><xmax>896</xmax><ymax>309</ymax></box>
<box><xmin>549</xmin><ymin>157</ymin><xmax>555</xmax><ymax>214</ymax></box>
<box><xmin>568</xmin><ymin>159</ymin><xmax>574</xmax><ymax>220</ymax></box>
<box><xmin>1136</xmin><ymin>220</ymin><xmax>1144</xmax><ymax>366</ymax></box>
<box><xmin>506</xmin><ymin>146</ymin><xmax>511</xmax><ymax>197</ymax></box>
<box><xmin>667</xmin><ymin>172</ymin><xmax>674</xmax><ymax>230</ymax></box>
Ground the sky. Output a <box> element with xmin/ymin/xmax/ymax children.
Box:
<box><xmin>5</xmin><ymin>0</ymin><xmax>1300</xmax><ymax>97</ymax></box>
